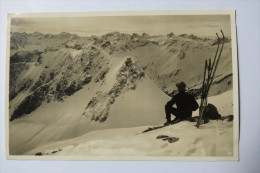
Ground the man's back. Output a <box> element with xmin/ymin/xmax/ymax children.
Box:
<box><xmin>172</xmin><ymin>91</ymin><xmax>198</xmax><ymax>111</ymax></box>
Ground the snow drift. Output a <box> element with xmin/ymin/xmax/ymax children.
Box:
<box><xmin>25</xmin><ymin>90</ymin><xmax>234</xmax><ymax>157</ymax></box>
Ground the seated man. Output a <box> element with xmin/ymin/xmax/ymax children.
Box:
<box><xmin>164</xmin><ymin>81</ymin><xmax>199</xmax><ymax>125</ymax></box>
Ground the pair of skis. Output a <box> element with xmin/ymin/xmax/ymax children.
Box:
<box><xmin>196</xmin><ymin>30</ymin><xmax>225</xmax><ymax>128</ymax></box>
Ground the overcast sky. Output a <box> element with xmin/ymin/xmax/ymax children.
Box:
<box><xmin>11</xmin><ymin>15</ymin><xmax>231</xmax><ymax>37</ymax></box>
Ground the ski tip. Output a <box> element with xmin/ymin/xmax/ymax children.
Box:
<box><xmin>216</xmin><ymin>33</ymin><xmax>219</xmax><ymax>39</ymax></box>
<box><xmin>221</xmin><ymin>30</ymin><xmax>224</xmax><ymax>37</ymax></box>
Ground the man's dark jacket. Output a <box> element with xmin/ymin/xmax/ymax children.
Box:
<box><xmin>166</xmin><ymin>91</ymin><xmax>199</xmax><ymax>111</ymax></box>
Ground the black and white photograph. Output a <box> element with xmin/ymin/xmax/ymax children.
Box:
<box><xmin>6</xmin><ymin>10</ymin><xmax>239</xmax><ymax>160</ymax></box>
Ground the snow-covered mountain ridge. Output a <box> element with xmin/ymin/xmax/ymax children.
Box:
<box><xmin>9</xmin><ymin>31</ymin><xmax>234</xmax><ymax>156</ymax></box>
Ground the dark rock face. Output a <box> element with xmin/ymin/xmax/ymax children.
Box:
<box><xmin>64</xmin><ymin>81</ymin><xmax>82</xmax><ymax>96</ymax></box>
<box><xmin>10</xmin><ymin>79</ymin><xmax>33</xmax><ymax>101</ymax></box>
<box><xmin>9</xmin><ymin>33</ymin><xmax>109</xmax><ymax>121</ymax></box>
<box><xmin>9</xmin><ymin>63</ymin><xmax>30</xmax><ymax>100</ymax></box>
<box><xmin>178</xmin><ymin>50</ymin><xmax>185</xmax><ymax>60</ymax></box>
<box><xmin>10</xmin><ymin>47</ymin><xmax>103</xmax><ymax>121</ymax></box>
<box><xmin>31</xmin><ymin>73</ymin><xmax>46</xmax><ymax>91</ymax></box>
<box><xmin>10</xmin><ymin>84</ymin><xmax>49</xmax><ymax>121</ymax></box>
<box><xmin>53</xmin><ymin>80</ymin><xmax>81</xmax><ymax>100</ymax></box>
<box><xmin>82</xmin><ymin>74</ymin><xmax>92</xmax><ymax>84</ymax></box>
<box><xmin>65</xmin><ymin>44</ymin><xmax>82</xmax><ymax>50</ymax></box>
<box><xmin>10</xmin><ymin>50</ymin><xmax>43</xmax><ymax>63</ymax></box>
<box><xmin>9</xmin><ymin>44</ymin><xmax>109</xmax><ymax>121</ymax></box>
<box><xmin>83</xmin><ymin>57</ymin><xmax>145</xmax><ymax>123</ymax></box>
<box><xmin>83</xmin><ymin>92</ymin><xmax>113</xmax><ymax>122</ymax></box>
<box><xmin>95</xmin><ymin>68</ymin><xmax>110</xmax><ymax>82</ymax></box>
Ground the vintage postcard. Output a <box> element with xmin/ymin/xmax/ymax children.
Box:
<box><xmin>6</xmin><ymin>10</ymin><xmax>239</xmax><ymax>161</ymax></box>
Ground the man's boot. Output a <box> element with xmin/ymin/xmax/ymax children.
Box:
<box><xmin>164</xmin><ymin>119</ymin><xmax>171</xmax><ymax>126</ymax></box>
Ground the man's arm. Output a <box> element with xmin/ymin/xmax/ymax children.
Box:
<box><xmin>190</xmin><ymin>95</ymin><xmax>199</xmax><ymax>111</ymax></box>
<box><xmin>166</xmin><ymin>97</ymin><xmax>176</xmax><ymax>107</ymax></box>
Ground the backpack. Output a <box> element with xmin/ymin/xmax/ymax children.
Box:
<box><xmin>202</xmin><ymin>103</ymin><xmax>221</xmax><ymax>120</ymax></box>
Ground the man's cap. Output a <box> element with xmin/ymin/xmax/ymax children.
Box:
<box><xmin>176</xmin><ymin>81</ymin><xmax>186</xmax><ymax>90</ymax></box>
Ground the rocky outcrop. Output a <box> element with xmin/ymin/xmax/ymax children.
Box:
<box><xmin>10</xmin><ymin>50</ymin><xmax>43</xmax><ymax>64</ymax></box>
<box><xmin>65</xmin><ymin>44</ymin><xmax>82</xmax><ymax>50</ymax></box>
<box><xmin>178</xmin><ymin>50</ymin><xmax>185</xmax><ymax>60</ymax></box>
<box><xmin>82</xmin><ymin>57</ymin><xmax>145</xmax><ymax>122</ymax></box>
<box><xmin>167</xmin><ymin>32</ymin><xmax>174</xmax><ymax>38</ymax></box>
<box><xmin>95</xmin><ymin>68</ymin><xmax>110</xmax><ymax>82</ymax></box>
<box><xmin>9</xmin><ymin>44</ymin><xmax>109</xmax><ymax>121</ymax></box>
<box><xmin>9</xmin><ymin>63</ymin><xmax>29</xmax><ymax>99</ymax></box>
<box><xmin>10</xmin><ymin>84</ymin><xmax>49</xmax><ymax>121</ymax></box>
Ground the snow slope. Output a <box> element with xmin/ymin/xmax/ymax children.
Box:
<box><xmin>9</xmin><ymin>56</ymin><xmax>169</xmax><ymax>155</ymax></box>
<box><xmin>9</xmin><ymin>32</ymin><xmax>234</xmax><ymax>156</ymax></box>
<box><xmin>25</xmin><ymin>90</ymin><xmax>234</xmax><ymax>157</ymax></box>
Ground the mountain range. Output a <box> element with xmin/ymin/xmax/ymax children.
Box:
<box><xmin>9</xmin><ymin>31</ymin><xmax>233</xmax><ymax>156</ymax></box>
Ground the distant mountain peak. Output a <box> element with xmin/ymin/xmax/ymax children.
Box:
<box><xmin>167</xmin><ymin>32</ymin><xmax>174</xmax><ymax>38</ymax></box>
